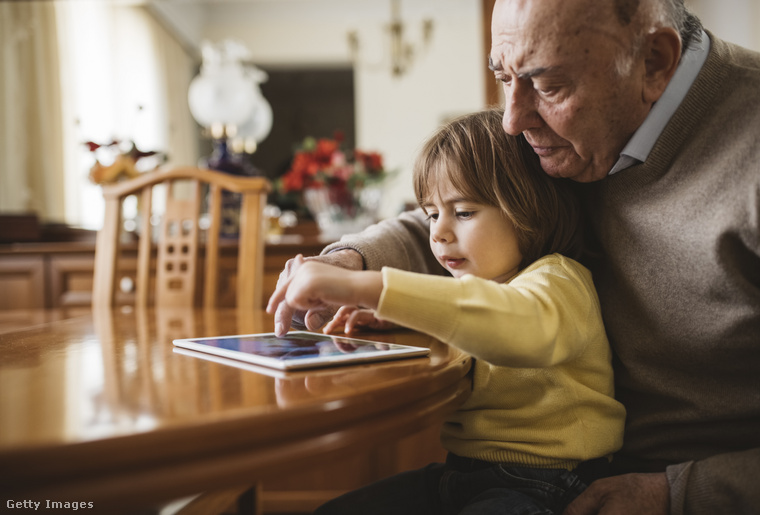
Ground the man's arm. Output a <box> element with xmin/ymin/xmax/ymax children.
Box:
<box><xmin>321</xmin><ymin>208</ymin><xmax>442</xmax><ymax>274</ymax></box>
<box><xmin>666</xmin><ymin>448</ymin><xmax>760</xmax><ymax>515</ymax></box>
<box><xmin>564</xmin><ymin>449</ymin><xmax>760</xmax><ymax>515</ymax></box>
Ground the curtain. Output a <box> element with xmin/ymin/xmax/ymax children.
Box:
<box><xmin>55</xmin><ymin>2</ymin><xmax>200</xmax><ymax>229</ymax></box>
<box><xmin>0</xmin><ymin>1</ymin><xmax>65</xmax><ymax>222</ymax></box>
<box><xmin>145</xmin><ymin>9</ymin><xmax>199</xmax><ymax>170</ymax></box>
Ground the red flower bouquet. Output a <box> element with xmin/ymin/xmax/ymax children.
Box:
<box><xmin>277</xmin><ymin>135</ymin><xmax>388</xmax><ymax>239</ymax></box>
<box><xmin>278</xmin><ymin>136</ymin><xmax>386</xmax><ymax>194</ymax></box>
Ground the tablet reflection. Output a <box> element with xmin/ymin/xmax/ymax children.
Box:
<box><xmin>172</xmin><ymin>346</ymin><xmax>428</xmax><ymax>408</ymax></box>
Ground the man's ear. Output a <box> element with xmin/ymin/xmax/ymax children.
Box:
<box><xmin>642</xmin><ymin>27</ymin><xmax>681</xmax><ymax>104</ymax></box>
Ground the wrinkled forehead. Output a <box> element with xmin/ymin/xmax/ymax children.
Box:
<box><xmin>490</xmin><ymin>0</ymin><xmax>624</xmax><ymax>70</ymax></box>
<box><xmin>492</xmin><ymin>0</ymin><xmax>618</xmax><ymax>33</ymax></box>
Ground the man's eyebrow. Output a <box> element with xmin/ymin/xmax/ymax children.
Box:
<box><xmin>517</xmin><ymin>66</ymin><xmax>552</xmax><ymax>80</ymax></box>
<box><xmin>488</xmin><ymin>56</ymin><xmax>555</xmax><ymax>79</ymax></box>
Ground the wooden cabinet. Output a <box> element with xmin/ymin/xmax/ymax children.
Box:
<box><xmin>0</xmin><ymin>238</ymin><xmax>326</xmax><ymax>310</ymax></box>
<box><xmin>0</xmin><ymin>255</ymin><xmax>46</xmax><ymax>309</ymax></box>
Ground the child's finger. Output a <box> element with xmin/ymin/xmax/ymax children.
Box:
<box><xmin>323</xmin><ymin>306</ymin><xmax>352</xmax><ymax>334</ymax></box>
<box><xmin>345</xmin><ymin>309</ymin><xmax>373</xmax><ymax>334</ymax></box>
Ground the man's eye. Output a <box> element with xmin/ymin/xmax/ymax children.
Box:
<box><xmin>534</xmin><ymin>83</ymin><xmax>559</xmax><ymax>96</ymax></box>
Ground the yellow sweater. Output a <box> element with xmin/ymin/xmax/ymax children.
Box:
<box><xmin>376</xmin><ymin>253</ymin><xmax>625</xmax><ymax>470</ymax></box>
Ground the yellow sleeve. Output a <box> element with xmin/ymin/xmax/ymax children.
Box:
<box><xmin>376</xmin><ymin>254</ymin><xmax>601</xmax><ymax>368</ymax></box>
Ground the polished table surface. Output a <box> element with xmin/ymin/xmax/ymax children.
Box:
<box><xmin>0</xmin><ymin>307</ymin><xmax>471</xmax><ymax>513</ymax></box>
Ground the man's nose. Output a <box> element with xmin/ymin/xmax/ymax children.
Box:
<box><xmin>502</xmin><ymin>82</ymin><xmax>541</xmax><ymax>135</ymax></box>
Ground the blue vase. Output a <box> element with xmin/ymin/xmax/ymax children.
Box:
<box><xmin>201</xmin><ymin>139</ymin><xmax>262</xmax><ymax>238</ymax></box>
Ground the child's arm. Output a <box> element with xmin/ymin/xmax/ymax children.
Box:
<box><xmin>375</xmin><ymin>257</ymin><xmax>602</xmax><ymax>368</ymax></box>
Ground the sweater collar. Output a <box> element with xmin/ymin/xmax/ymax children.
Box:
<box><xmin>608</xmin><ymin>31</ymin><xmax>711</xmax><ymax>176</ymax></box>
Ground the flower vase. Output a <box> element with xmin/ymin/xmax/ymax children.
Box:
<box><xmin>303</xmin><ymin>184</ymin><xmax>382</xmax><ymax>242</ymax></box>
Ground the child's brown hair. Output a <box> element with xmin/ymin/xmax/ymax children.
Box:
<box><xmin>413</xmin><ymin>107</ymin><xmax>582</xmax><ymax>268</ymax></box>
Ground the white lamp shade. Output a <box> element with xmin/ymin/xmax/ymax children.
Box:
<box><xmin>188</xmin><ymin>64</ymin><xmax>255</xmax><ymax>127</ymax></box>
<box><xmin>236</xmin><ymin>90</ymin><xmax>273</xmax><ymax>144</ymax></box>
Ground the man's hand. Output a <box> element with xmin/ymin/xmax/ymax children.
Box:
<box><xmin>563</xmin><ymin>472</ymin><xmax>669</xmax><ymax>515</ymax></box>
<box><xmin>267</xmin><ymin>249</ymin><xmax>364</xmax><ymax>336</ymax></box>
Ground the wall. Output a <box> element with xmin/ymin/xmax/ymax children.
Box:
<box><xmin>197</xmin><ymin>0</ymin><xmax>485</xmax><ymax>218</ymax></box>
<box><xmin>687</xmin><ymin>0</ymin><xmax>760</xmax><ymax>51</ymax></box>
<box><xmin>147</xmin><ymin>0</ymin><xmax>205</xmax><ymax>58</ymax></box>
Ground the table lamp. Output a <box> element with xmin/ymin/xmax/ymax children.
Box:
<box><xmin>188</xmin><ymin>40</ymin><xmax>273</xmax><ymax>175</ymax></box>
<box><xmin>188</xmin><ymin>40</ymin><xmax>273</xmax><ymax>237</ymax></box>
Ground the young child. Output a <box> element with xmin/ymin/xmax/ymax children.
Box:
<box><xmin>267</xmin><ymin>108</ymin><xmax>626</xmax><ymax>515</ymax></box>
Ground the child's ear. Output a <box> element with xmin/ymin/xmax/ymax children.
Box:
<box><xmin>641</xmin><ymin>27</ymin><xmax>681</xmax><ymax>104</ymax></box>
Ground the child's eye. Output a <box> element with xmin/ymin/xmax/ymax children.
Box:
<box><xmin>456</xmin><ymin>211</ymin><xmax>474</xmax><ymax>219</ymax></box>
<box><xmin>426</xmin><ymin>213</ymin><xmax>439</xmax><ymax>221</ymax></box>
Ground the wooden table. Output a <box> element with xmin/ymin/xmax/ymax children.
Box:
<box><xmin>0</xmin><ymin>308</ymin><xmax>471</xmax><ymax>514</ymax></box>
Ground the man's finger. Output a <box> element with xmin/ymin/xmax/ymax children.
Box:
<box><xmin>563</xmin><ymin>486</ymin><xmax>601</xmax><ymax>515</ymax></box>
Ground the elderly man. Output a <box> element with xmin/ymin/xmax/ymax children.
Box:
<box><xmin>269</xmin><ymin>0</ymin><xmax>760</xmax><ymax>513</ymax></box>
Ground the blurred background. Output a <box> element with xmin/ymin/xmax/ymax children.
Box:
<box><xmin>1</xmin><ymin>0</ymin><xmax>758</xmax><ymax>233</ymax></box>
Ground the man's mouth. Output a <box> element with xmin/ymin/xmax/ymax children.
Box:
<box><xmin>530</xmin><ymin>145</ymin><xmax>557</xmax><ymax>156</ymax></box>
<box><xmin>525</xmin><ymin>134</ymin><xmax>565</xmax><ymax>157</ymax></box>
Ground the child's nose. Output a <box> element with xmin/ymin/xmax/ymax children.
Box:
<box><xmin>431</xmin><ymin>220</ymin><xmax>453</xmax><ymax>243</ymax></box>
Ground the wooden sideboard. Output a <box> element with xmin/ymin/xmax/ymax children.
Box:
<box><xmin>0</xmin><ymin>234</ymin><xmax>326</xmax><ymax>311</ymax></box>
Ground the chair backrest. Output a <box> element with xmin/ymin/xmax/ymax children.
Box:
<box><xmin>93</xmin><ymin>166</ymin><xmax>271</xmax><ymax>311</ymax></box>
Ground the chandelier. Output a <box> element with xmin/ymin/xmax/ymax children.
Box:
<box><xmin>348</xmin><ymin>0</ymin><xmax>434</xmax><ymax>78</ymax></box>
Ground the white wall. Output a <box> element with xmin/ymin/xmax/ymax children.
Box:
<box><xmin>199</xmin><ymin>0</ymin><xmax>486</xmax><ymax>218</ymax></box>
<box><xmin>147</xmin><ymin>0</ymin><xmax>206</xmax><ymax>57</ymax></box>
<box><xmin>687</xmin><ymin>0</ymin><xmax>760</xmax><ymax>52</ymax></box>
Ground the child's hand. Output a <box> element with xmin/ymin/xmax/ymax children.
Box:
<box><xmin>323</xmin><ymin>306</ymin><xmax>397</xmax><ymax>335</ymax></box>
<box><xmin>268</xmin><ymin>257</ymin><xmax>383</xmax><ymax>336</ymax></box>
<box><xmin>267</xmin><ymin>250</ymin><xmax>364</xmax><ymax>336</ymax></box>
<box><xmin>284</xmin><ymin>261</ymin><xmax>367</xmax><ymax>310</ymax></box>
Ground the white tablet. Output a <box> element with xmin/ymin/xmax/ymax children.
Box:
<box><xmin>172</xmin><ymin>331</ymin><xmax>430</xmax><ymax>371</ymax></box>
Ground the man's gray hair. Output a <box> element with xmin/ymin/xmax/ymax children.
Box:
<box><xmin>645</xmin><ymin>0</ymin><xmax>703</xmax><ymax>52</ymax></box>
<box><xmin>612</xmin><ymin>0</ymin><xmax>703</xmax><ymax>76</ymax></box>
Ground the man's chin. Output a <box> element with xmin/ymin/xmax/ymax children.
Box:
<box><xmin>538</xmin><ymin>157</ymin><xmax>574</xmax><ymax>179</ymax></box>
<box><xmin>538</xmin><ymin>157</ymin><xmax>604</xmax><ymax>183</ymax></box>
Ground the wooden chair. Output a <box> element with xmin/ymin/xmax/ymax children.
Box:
<box><xmin>93</xmin><ymin>166</ymin><xmax>271</xmax><ymax>311</ymax></box>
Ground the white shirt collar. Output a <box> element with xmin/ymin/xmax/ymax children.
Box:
<box><xmin>609</xmin><ymin>31</ymin><xmax>711</xmax><ymax>175</ymax></box>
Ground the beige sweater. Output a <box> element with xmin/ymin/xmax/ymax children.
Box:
<box><xmin>377</xmin><ymin>255</ymin><xmax>625</xmax><ymax>469</ymax></box>
<box><xmin>325</xmin><ymin>34</ymin><xmax>760</xmax><ymax>515</ymax></box>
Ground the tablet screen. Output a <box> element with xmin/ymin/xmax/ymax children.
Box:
<box><xmin>173</xmin><ymin>331</ymin><xmax>430</xmax><ymax>370</ymax></box>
